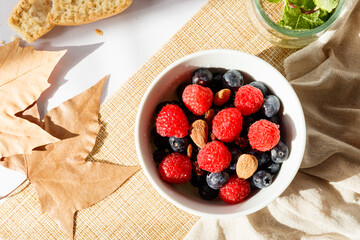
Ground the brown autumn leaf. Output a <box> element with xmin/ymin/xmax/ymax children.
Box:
<box><xmin>1</xmin><ymin>76</ymin><xmax>140</xmax><ymax>238</ymax></box>
<box><xmin>0</xmin><ymin>39</ymin><xmax>66</xmax><ymax>158</ymax></box>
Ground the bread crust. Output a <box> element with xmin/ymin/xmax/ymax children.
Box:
<box><xmin>8</xmin><ymin>0</ymin><xmax>54</xmax><ymax>43</ymax></box>
<box><xmin>46</xmin><ymin>0</ymin><xmax>132</xmax><ymax>26</ymax></box>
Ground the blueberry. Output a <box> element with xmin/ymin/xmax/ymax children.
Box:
<box><xmin>226</xmin><ymin>169</ymin><xmax>236</xmax><ymax>176</ymax></box>
<box><xmin>198</xmin><ymin>183</ymin><xmax>219</xmax><ymax>200</ymax></box>
<box><xmin>223</xmin><ymin>69</ymin><xmax>244</xmax><ymax>91</ymax></box>
<box><xmin>228</xmin><ymin>148</ymin><xmax>242</xmax><ymax>171</ymax></box>
<box><xmin>244</xmin><ymin>113</ymin><xmax>261</xmax><ymax>126</ymax></box>
<box><xmin>271</xmin><ymin>141</ymin><xmax>289</xmax><ymax>163</ymax></box>
<box><xmin>190</xmin><ymin>146</ymin><xmax>200</xmax><ymax>162</ymax></box>
<box><xmin>249</xmin><ymin>81</ymin><xmax>268</xmax><ymax>96</ymax></box>
<box><xmin>241</xmin><ymin>115</ymin><xmax>256</xmax><ymax>136</ymax></box>
<box><xmin>247</xmin><ymin>148</ymin><xmax>258</xmax><ymax>156</ymax></box>
<box><xmin>169</xmin><ymin>137</ymin><xmax>188</xmax><ymax>153</ymax></box>
<box><xmin>262</xmin><ymin>95</ymin><xmax>280</xmax><ymax>118</ymax></box>
<box><xmin>266</xmin><ymin>162</ymin><xmax>281</xmax><ymax>175</ymax></box>
<box><xmin>254</xmin><ymin>152</ymin><xmax>270</xmax><ymax>168</ymax></box>
<box><xmin>252</xmin><ymin>170</ymin><xmax>273</xmax><ymax>188</ymax></box>
<box><xmin>249</xmin><ymin>177</ymin><xmax>257</xmax><ymax>189</ymax></box>
<box><xmin>268</xmin><ymin>114</ymin><xmax>280</xmax><ymax>125</ymax></box>
<box><xmin>151</xmin><ymin>128</ymin><xmax>170</xmax><ymax>149</ymax></box>
<box><xmin>210</xmin><ymin>74</ymin><xmax>224</xmax><ymax>92</ymax></box>
<box><xmin>152</xmin><ymin>149</ymin><xmax>167</xmax><ymax>164</ymax></box>
<box><xmin>190</xmin><ymin>172</ymin><xmax>206</xmax><ymax>187</ymax></box>
<box><xmin>192</xmin><ymin>68</ymin><xmax>213</xmax><ymax>87</ymax></box>
<box><xmin>206</xmin><ymin>172</ymin><xmax>229</xmax><ymax>190</ymax></box>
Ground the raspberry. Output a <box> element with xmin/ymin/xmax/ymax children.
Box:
<box><xmin>156</xmin><ymin>104</ymin><xmax>189</xmax><ymax>138</ymax></box>
<box><xmin>212</xmin><ymin>108</ymin><xmax>243</xmax><ymax>142</ymax></box>
<box><xmin>182</xmin><ymin>84</ymin><xmax>213</xmax><ymax>115</ymax></box>
<box><xmin>219</xmin><ymin>175</ymin><xmax>251</xmax><ymax>204</ymax></box>
<box><xmin>235</xmin><ymin>85</ymin><xmax>263</xmax><ymax>116</ymax></box>
<box><xmin>248</xmin><ymin>119</ymin><xmax>280</xmax><ymax>152</ymax></box>
<box><xmin>197</xmin><ymin>141</ymin><xmax>231</xmax><ymax>173</ymax></box>
<box><xmin>159</xmin><ymin>153</ymin><xmax>192</xmax><ymax>184</ymax></box>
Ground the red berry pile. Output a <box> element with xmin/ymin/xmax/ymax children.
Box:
<box><xmin>156</xmin><ymin>104</ymin><xmax>189</xmax><ymax>138</ymax></box>
<box><xmin>182</xmin><ymin>84</ymin><xmax>213</xmax><ymax>115</ymax></box>
<box><xmin>197</xmin><ymin>141</ymin><xmax>231</xmax><ymax>173</ymax></box>
<box><xmin>248</xmin><ymin>119</ymin><xmax>280</xmax><ymax>152</ymax></box>
<box><xmin>159</xmin><ymin>153</ymin><xmax>192</xmax><ymax>184</ymax></box>
<box><xmin>219</xmin><ymin>176</ymin><xmax>251</xmax><ymax>204</ymax></box>
<box><xmin>212</xmin><ymin>108</ymin><xmax>243</xmax><ymax>142</ymax></box>
<box><xmin>152</xmin><ymin>68</ymin><xmax>289</xmax><ymax>204</ymax></box>
<box><xmin>235</xmin><ymin>85</ymin><xmax>263</xmax><ymax>116</ymax></box>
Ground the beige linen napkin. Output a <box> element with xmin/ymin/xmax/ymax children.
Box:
<box><xmin>185</xmin><ymin>1</ymin><xmax>360</xmax><ymax>239</ymax></box>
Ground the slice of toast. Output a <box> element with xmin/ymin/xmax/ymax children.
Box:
<box><xmin>8</xmin><ymin>0</ymin><xmax>54</xmax><ymax>43</ymax></box>
<box><xmin>47</xmin><ymin>0</ymin><xmax>132</xmax><ymax>26</ymax></box>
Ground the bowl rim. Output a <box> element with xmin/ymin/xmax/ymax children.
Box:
<box><xmin>135</xmin><ymin>49</ymin><xmax>306</xmax><ymax>218</ymax></box>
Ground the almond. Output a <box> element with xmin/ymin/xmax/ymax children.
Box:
<box><xmin>210</xmin><ymin>132</ymin><xmax>217</xmax><ymax>142</ymax></box>
<box><xmin>236</xmin><ymin>154</ymin><xmax>258</xmax><ymax>179</ymax></box>
<box><xmin>190</xmin><ymin>119</ymin><xmax>208</xmax><ymax>148</ymax></box>
<box><xmin>187</xmin><ymin>144</ymin><xmax>193</xmax><ymax>159</ymax></box>
<box><xmin>214</xmin><ymin>89</ymin><xmax>231</xmax><ymax>106</ymax></box>
<box><xmin>192</xmin><ymin>161</ymin><xmax>204</xmax><ymax>176</ymax></box>
<box><xmin>204</xmin><ymin>109</ymin><xmax>215</xmax><ymax>128</ymax></box>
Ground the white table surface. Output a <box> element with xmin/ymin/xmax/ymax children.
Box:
<box><xmin>0</xmin><ymin>0</ymin><xmax>208</xmax><ymax>205</ymax></box>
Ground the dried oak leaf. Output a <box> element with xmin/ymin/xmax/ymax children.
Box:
<box><xmin>0</xmin><ymin>39</ymin><xmax>65</xmax><ymax>158</ymax></box>
<box><xmin>1</xmin><ymin>77</ymin><xmax>140</xmax><ymax>238</ymax></box>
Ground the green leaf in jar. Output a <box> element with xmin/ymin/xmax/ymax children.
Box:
<box><xmin>290</xmin><ymin>0</ymin><xmax>317</xmax><ymax>11</ymax></box>
<box><xmin>278</xmin><ymin>0</ymin><xmax>328</xmax><ymax>30</ymax></box>
<box><xmin>314</xmin><ymin>0</ymin><xmax>339</xmax><ymax>12</ymax></box>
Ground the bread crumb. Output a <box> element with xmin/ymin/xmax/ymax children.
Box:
<box><xmin>0</xmin><ymin>41</ymin><xmax>4</xmax><ymax>45</ymax></box>
<box><xmin>95</xmin><ymin>29</ymin><xmax>103</xmax><ymax>36</ymax></box>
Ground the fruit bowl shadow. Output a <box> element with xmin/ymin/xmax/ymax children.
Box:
<box><xmin>135</xmin><ymin>50</ymin><xmax>306</xmax><ymax>217</ymax></box>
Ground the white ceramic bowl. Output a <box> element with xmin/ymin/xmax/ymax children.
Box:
<box><xmin>135</xmin><ymin>49</ymin><xmax>306</xmax><ymax>217</ymax></box>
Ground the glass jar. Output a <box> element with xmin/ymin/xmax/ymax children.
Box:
<box><xmin>245</xmin><ymin>0</ymin><xmax>345</xmax><ymax>48</ymax></box>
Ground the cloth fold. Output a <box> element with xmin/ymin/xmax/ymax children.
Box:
<box><xmin>185</xmin><ymin>1</ymin><xmax>360</xmax><ymax>239</ymax></box>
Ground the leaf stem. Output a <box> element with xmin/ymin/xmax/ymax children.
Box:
<box><xmin>0</xmin><ymin>178</ymin><xmax>28</xmax><ymax>200</ymax></box>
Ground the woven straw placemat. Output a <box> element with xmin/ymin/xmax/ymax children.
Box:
<box><xmin>0</xmin><ymin>0</ymin><xmax>296</xmax><ymax>239</ymax></box>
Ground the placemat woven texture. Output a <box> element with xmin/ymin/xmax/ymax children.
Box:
<box><xmin>0</xmin><ymin>0</ymin><xmax>296</xmax><ymax>239</ymax></box>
